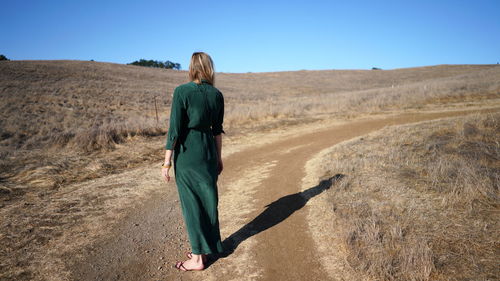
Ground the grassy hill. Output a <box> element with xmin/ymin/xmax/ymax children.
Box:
<box><xmin>1</xmin><ymin>60</ymin><xmax>498</xmax><ymax>153</ymax></box>
<box><xmin>0</xmin><ymin>60</ymin><xmax>498</xmax><ymax>193</ymax></box>
<box><xmin>0</xmin><ymin>60</ymin><xmax>499</xmax><ymax>281</ymax></box>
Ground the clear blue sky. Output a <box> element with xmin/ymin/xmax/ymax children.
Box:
<box><xmin>1</xmin><ymin>0</ymin><xmax>499</xmax><ymax>73</ymax></box>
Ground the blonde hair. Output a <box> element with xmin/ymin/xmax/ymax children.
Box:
<box><xmin>189</xmin><ymin>52</ymin><xmax>215</xmax><ymax>85</ymax></box>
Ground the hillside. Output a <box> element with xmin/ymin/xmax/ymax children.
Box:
<box><xmin>0</xmin><ymin>60</ymin><xmax>499</xmax><ymax>198</ymax></box>
<box><xmin>1</xmin><ymin>61</ymin><xmax>498</xmax><ymax>153</ymax></box>
<box><xmin>0</xmin><ymin>60</ymin><xmax>499</xmax><ymax>281</ymax></box>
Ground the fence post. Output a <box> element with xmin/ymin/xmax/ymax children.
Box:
<box><xmin>154</xmin><ymin>95</ymin><xmax>159</xmax><ymax>126</ymax></box>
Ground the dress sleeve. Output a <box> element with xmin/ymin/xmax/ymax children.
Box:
<box><xmin>165</xmin><ymin>88</ymin><xmax>185</xmax><ymax>150</ymax></box>
<box><xmin>212</xmin><ymin>92</ymin><xmax>225</xmax><ymax>136</ymax></box>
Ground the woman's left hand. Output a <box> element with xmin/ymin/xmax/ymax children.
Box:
<box><xmin>161</xmin><ymin>167</ymin><xmax>171</xmax><ymax>182</ymax></box>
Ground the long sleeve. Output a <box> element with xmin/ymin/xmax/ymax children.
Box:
<box><xmin>165</xmin><ymin>88</ymin><xmax>185</xmax><ymax>150</ymax></box>
<box><xmin>211</xmin><ymin>92</ymin><xmax>225</xmax><ymax>136</ymax></box>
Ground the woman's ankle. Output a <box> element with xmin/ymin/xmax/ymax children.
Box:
<box><xmin>191</xmin><ymin>253</ymin><xmax>204</xmax><ymax>263</ymax></box>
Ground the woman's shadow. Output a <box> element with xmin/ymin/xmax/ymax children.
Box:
<box><xmin>207</xmin><ymin>173</ymin><xmax>344</xmax><ymax>266</ymax></box>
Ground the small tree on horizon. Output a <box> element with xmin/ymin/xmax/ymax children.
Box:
<box><xmin>128</xmin><ymin>59</ymin><xmax>181</xmax><ymax>70</ymax></box>
<box><xmin>0</xmin><ymin>54</ymin><xmax>9</xmax><ymax>61</ymax></box>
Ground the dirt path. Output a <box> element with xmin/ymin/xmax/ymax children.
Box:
<box><xmin>67</xmin><ymin>107</ymin><xmax>498</xmax><ymax>281</ymax></box>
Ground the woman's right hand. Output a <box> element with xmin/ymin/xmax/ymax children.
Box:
<box><xmin>217</xmin><ymin>159</ymin><xmax>223</xmax><ymax>175</ymax></box>
<box><xmin>161</xmin><ymin>167</ymin><xmax>171</xmax><ymax>182</ymax></box>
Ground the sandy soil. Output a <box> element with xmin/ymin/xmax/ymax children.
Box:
<box><xmin>5</xmin><ymin>105</ymin><xmax>497</xmax><ymax>281</ymax></box>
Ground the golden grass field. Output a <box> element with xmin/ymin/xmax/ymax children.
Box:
<box><xmin>1</xmin><ymin>61</ymin><xmax>498</xmax><ymax>192</ymax></box>
<box><xmin>309</xmin><ymin>112</ymin><xmax>499</xmax><ymax>280</ymax></box>
<box><xmin>0</xmin><ymin>60</ymin><xmax>499</xmax><ymax>280</ymax></box>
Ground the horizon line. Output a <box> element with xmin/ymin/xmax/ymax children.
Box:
<box><xmin>2</xmin><ymin>58</ymin><xmax>498</xmax><ymax>74</ymax></box>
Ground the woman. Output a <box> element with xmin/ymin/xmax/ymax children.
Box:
<box><xmin>161</xmin><ymin>52</ymin><xmax>225</xmax><ymax>271</ymax></box>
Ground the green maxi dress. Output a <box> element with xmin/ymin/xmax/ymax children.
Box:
<box><xmin>165</xmin><ymin>79</ymin><xmax>225</xmax><ymax>255</ymax></box>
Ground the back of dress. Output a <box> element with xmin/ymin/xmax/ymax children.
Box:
<box><xmin>185</xmin><ymin>81</ymin><xmax>225</xmax><ymax>136</ymax></box>
<box><xmin>165</xmin><ymin>80</ymin><xmax>225</xmax><ymax>151</ymax></box>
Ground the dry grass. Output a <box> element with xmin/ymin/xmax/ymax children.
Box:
<box><xmin>1</xmin><ymin>61</ymin><xmax>498</xmax><ymax>155</ymax></box>
<box><xmin>319</xmin><ymin>112</ymin><xmax>499</xmax><ymax>280</ymax></box>
<box><xmin>0</xmin><ymin>60</ymin><xmax>185</xmax><ymax>152</ymax></box>
<box><xmin>220</xmin><ymin>65</ymin><xmax>500</xmax><ymax>127</ymax></box>
<box><xmin>0</xmin><ymin>60</ymin><xmax>499</xmax><ymax>280</ymax></box>
<box><xmin>0</xmin><ymin>60</ymin><xmax>498</xmax><ymax>230</ymax></box>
